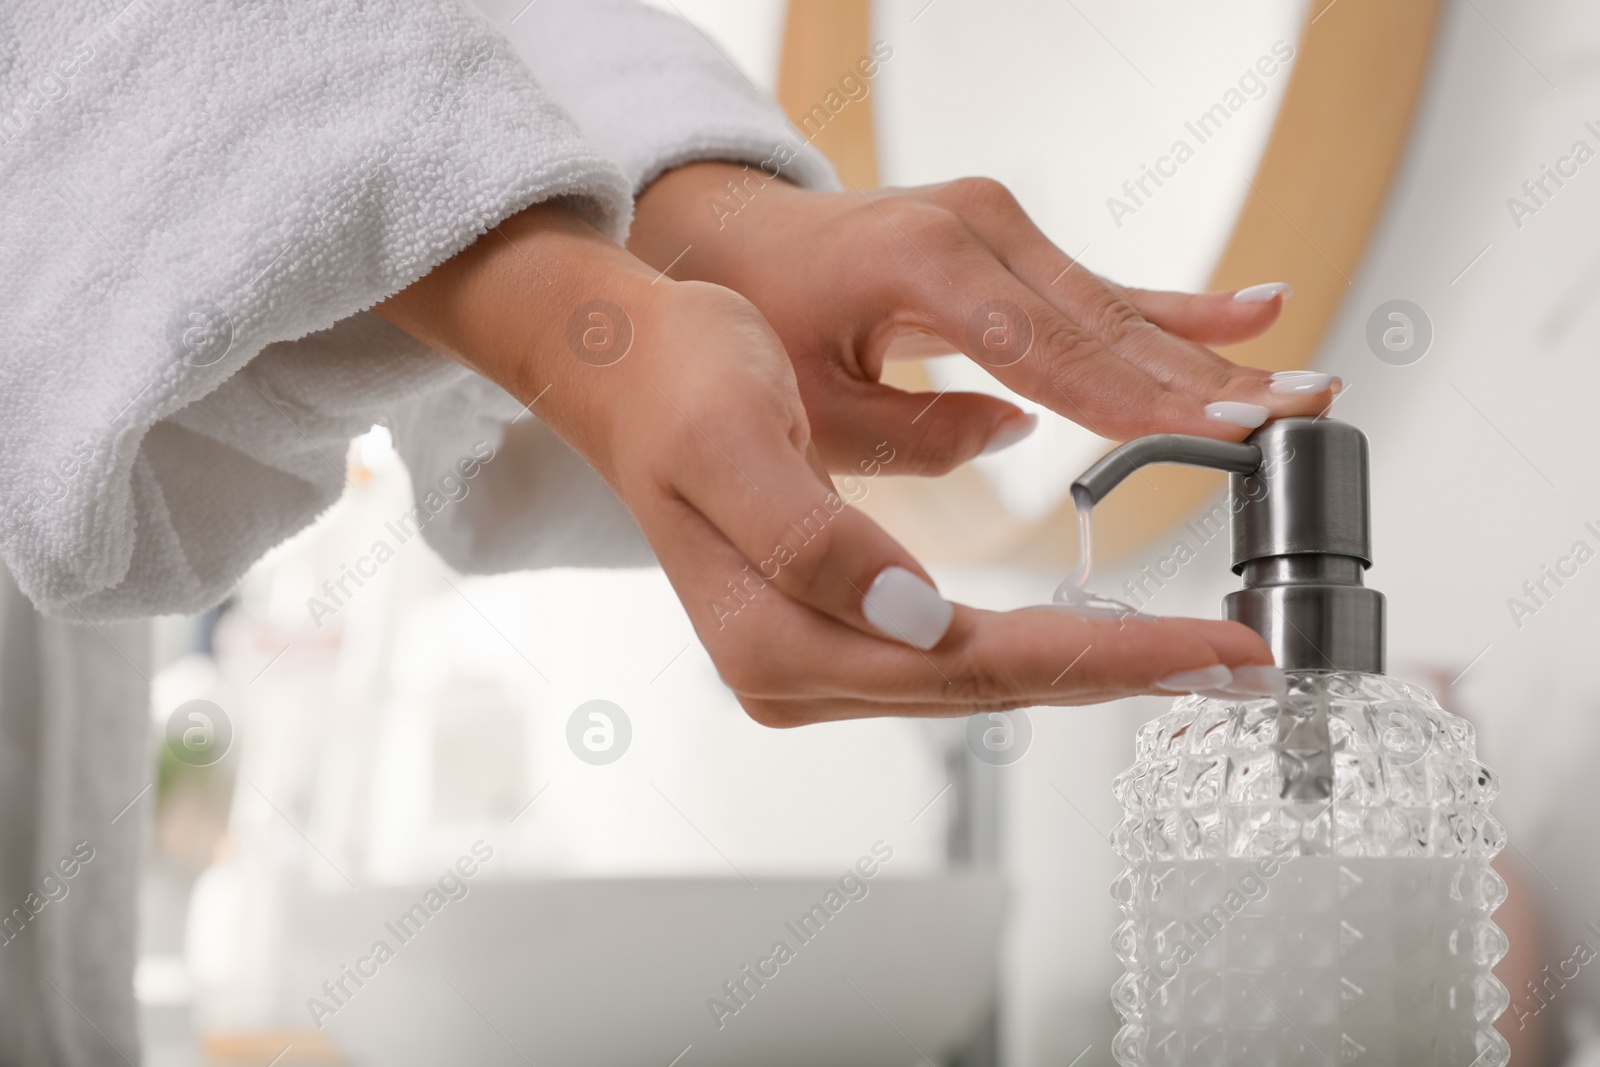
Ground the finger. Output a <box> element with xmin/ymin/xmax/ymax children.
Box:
<box><xmin>645</xmin><ymin>379</ymin><xmax>956</xmax><ymax>650</ymax></box>
<box><xmin>1116</xmin><ymin>284</ymin><xmax>1291</xmax><ymax>346</ymax></box>
<box><xmin>939</xmin><ymin>606</ymin><xmax>1276</xmax><ymax>704</ymax></box>
<box><xmin>737</xmin><ymin>626</ymin><xmax>1274</xmax><ymax>726</ymax></box>
<box><xmin>882</xmin><ymin>234</ymin><xmax>1245</xmax><ymax>441</ymax></box>
<box><xmin>643</xmin><ymin>486</ymin><xmax>1276</xmax><ymax>710</ymax></box>
<box><xmin>913</xmin><ymin>180</ymin><xmax>1335</xmax><ymax>431</ymax></box>
<box><xmin>806</xmin><ymin>375</ymin><xmax>1036</xmax><ymax>476</ymax></box>
<box><xmin>736</xmin><ymin>694</ymin><xmax>1014</xmax><ymax>727</ymax></box>
<box><xmin>730</xmin><ymin>604</ymin><xmax>1276</xmax><ymax>708</ymax></box>
<box><xmin>1050</xmin><ymin>275</ymin><xmax>1341</xmax><ymax>421</ymax></box>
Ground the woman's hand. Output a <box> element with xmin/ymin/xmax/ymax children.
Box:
<box><xmin>374</xmin><ymin>203</ymin><xmax>1285</xmax><ymax>724</ymax></box>
<box><xmin>628</xmin><ymin>163</ymin><xmax>1338</xmax><ymax>474</ymax></box>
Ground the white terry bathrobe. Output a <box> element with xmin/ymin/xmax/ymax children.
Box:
<box><xmin>0</xmin><ymin>0</ymin><xmax>833</xmax><ymax>1061</ymax></box>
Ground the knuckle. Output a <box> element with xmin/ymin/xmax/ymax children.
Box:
<box><xmin>672</xmin><ymin>278</ymin><xmax>758</xmax><ymax>323</ymax></box>
<box><xmin>1037</xmin><ymin>318</ymin><xmax>1106</xmax><ymax>395</ymax></box>
<box><xmin>1037</xmin><ymin>316</ymin><xmax>1100</xmax><ymax>365</ymax></box>
<box><xmin>1083</xmin><ymin>291</ymin><xmax>1150</xmax><ymax>350</ymax></box>
<box><xmin>944</xmin><ymin>175</ymin><xmax>1020</xmax><ymax>216</ymax></box>
<box><xmin>882</xmin><ymin>201</ymin><xmax>970</xmax><ymax>259</ymax></box>
<box><xmin>942</xmin><ymin>653</ymin><xmax>1015</xmax><ymax>704</ymax></box>
<box><xmin>1094</xmin><ymin>294</ymin><xmax>1158</xmax><ymax>351</ymax></box>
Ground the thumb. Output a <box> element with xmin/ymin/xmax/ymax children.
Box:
<box><xmin>812</xmin><ymin>383</ymin><xmax>1038</xmax><ymax>477</ymax></box>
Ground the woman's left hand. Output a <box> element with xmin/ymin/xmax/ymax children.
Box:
<box><xmin>628</xmin><ymin>163</ymin><xmax>1338</xmax><ymax>475</ymax></box>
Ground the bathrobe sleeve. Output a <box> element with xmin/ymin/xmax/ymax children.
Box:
<box><xmin>0</xmin><ymin>0</ymin><xmax>649</xmax><ymax>622</ymax></box>
<box><xmin>392</xmin><ymin>0</ymin><xmax>846</xmax><ymax>583</ymax></box>
<box><xmin>495</xmin><ymin>0</ymin><xmax>840</xmax><ymax>194</ymax></box>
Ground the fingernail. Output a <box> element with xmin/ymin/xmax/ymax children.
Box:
<box><xmin>1155</xmin><ymin>665</ymin><xmax>1232</xmax><ymax>693</ymax></box>
<box><xmin>862</xmin><ymin>566</ymin><xmax>954</xmax><ymax>651</ymax></box>
<box><xmin>1204</xmin><ymin>401</ymin><xmax>1270</xmax><ymax>428</ymax></box>
<box><xmin>1268</xmin><ymin>371</ymin><xmax>1336</xmax><ymax>395</ymax></box>
<box><xmin>1220</xmin><ymin>664</ymin><xmax>1287</xmax><ymax>697</ymax></box>
<box><xmin>981</xmin><ymin>412</ymin><xmax>1039</xmax><ymax>455</ymax></box>
<box><xmin>1234</xmin><ymin>282</ymin><xmax>1294</xmax><ymax>303</ymax></box>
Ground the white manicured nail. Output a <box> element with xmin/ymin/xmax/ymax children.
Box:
<box><xmin>1156</xmin><ymin>665</ymin><xmax>1232</xmax><ymax>693</ymax></box>
<box><xmin>1221</xmin><ymin>665</ymin><xmax>1288</xmax><ymax>697</ymax></box>
<box><xmin>981</xmin><ymin>413</ymin><xmax>1039</xmax><ymax>455</ymax></box>
<box><xmin>862</xmin><ymin>567</ymin><xmax>954</xmax><ymax>650</ymax></box>
<box><xmin>1268</xmin><ymin>371</ymin><xmax>1336</xmax><ymax>395</ymax></box>
<box><xmin>1234</xmin><ymin>282</ymin><xmax>1294</xmax><ymax>303</ymax></box>
<box><xmin>1204</xmin><ymin>401</ymin><xmax>1270</xmax><ymax>428</ymax></box>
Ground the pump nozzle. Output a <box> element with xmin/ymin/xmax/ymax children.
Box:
<box><xmin>1069</xmin><ymin>434</ymin><xmax>1263</xmax><ymax>506</ymax></box>
<box><xmin>1070</xmin><ymin>418</ymin><xmax>1386</xmax><ymax>674</ymax></box>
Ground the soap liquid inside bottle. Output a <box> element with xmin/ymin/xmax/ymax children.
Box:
<box><xmin>1116</xmin><ymin>855</ymin><xmax>1508</xmax><ymax>1067</ymax></box>
<box><xmin>1110</xmin><ymin>674</ymin><xmax>1511</xmax><ymax>1067</ymax></box>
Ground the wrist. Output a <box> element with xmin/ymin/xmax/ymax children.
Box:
<box><xmin>374</xmin><ymin>199</ymin><xmax>778</xmax><ymax>491</ymax></box>
<box><xmin>375</xmin><ymin>202</ymin><xmax>683</xmax><ymax>470</ymax></box>
<box><xmin>629</xmin><ymin>161</ymin><xmax>809</xmax><ymax>287</ymax></box>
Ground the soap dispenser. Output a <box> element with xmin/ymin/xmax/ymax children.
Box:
<box><xmin>1075</xmin><ymin>418</ymin><xmax>1509</xmax><ymax>1067</ymax></box>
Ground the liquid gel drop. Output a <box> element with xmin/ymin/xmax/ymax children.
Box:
<box><xmin>1049</xmin><ymin>485</ymin><xmax>1139</xmax><ymax>620</ymax></box>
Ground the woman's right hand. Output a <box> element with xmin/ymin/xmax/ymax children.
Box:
<box><xmin>375</xmin><ymin>203</ymin><xmax>1285</xmax><ymax>725</ymax></box>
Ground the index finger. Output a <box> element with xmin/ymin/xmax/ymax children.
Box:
<box><xmin>726</xmin><ymin>601</ymin><xmax>1278</xmax><ymax>707</ymax></box>
<box><xmin>904</xmin><ymin>181</ymin><xmax>1334</xmax><ymax>438</ymax></box>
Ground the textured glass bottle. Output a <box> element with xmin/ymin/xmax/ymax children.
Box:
<box><xmin>1064</xmin><ymin>419</ymin><xmax>1512</xmax><ymax>1067</ymax></box>
<box><xmin>1108</xmin><ymin>671</ymin><xmax>1509</xmax><ymax>1066</ymax></box>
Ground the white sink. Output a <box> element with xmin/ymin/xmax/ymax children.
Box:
<box><xmin>275</xmin><ymin>875</ymin><xmax>1004</xmax><ymax>1067</ymax></box>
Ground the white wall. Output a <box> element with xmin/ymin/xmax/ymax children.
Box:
<box><xmin>992</xmin><ymin>1</ymin><xmax>1600</xmax><ymax>1063</ymax></box>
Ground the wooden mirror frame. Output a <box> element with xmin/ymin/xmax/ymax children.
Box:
<box><xmin>777</xmin><ymin>0</ymin><xmax>1445</xmax><ymax>568</ymax></box>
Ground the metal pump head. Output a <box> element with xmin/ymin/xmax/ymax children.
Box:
<box><xmin>1069</xmin><ymin>417</ymin><xmax>1385</xmax><ymax>673</ymax></box>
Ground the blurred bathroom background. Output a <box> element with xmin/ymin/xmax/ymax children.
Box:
<box><xmin>134</xmin><ymin>0</ymin><xmax>1600</xmax><ymax>1064</ymax></box>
